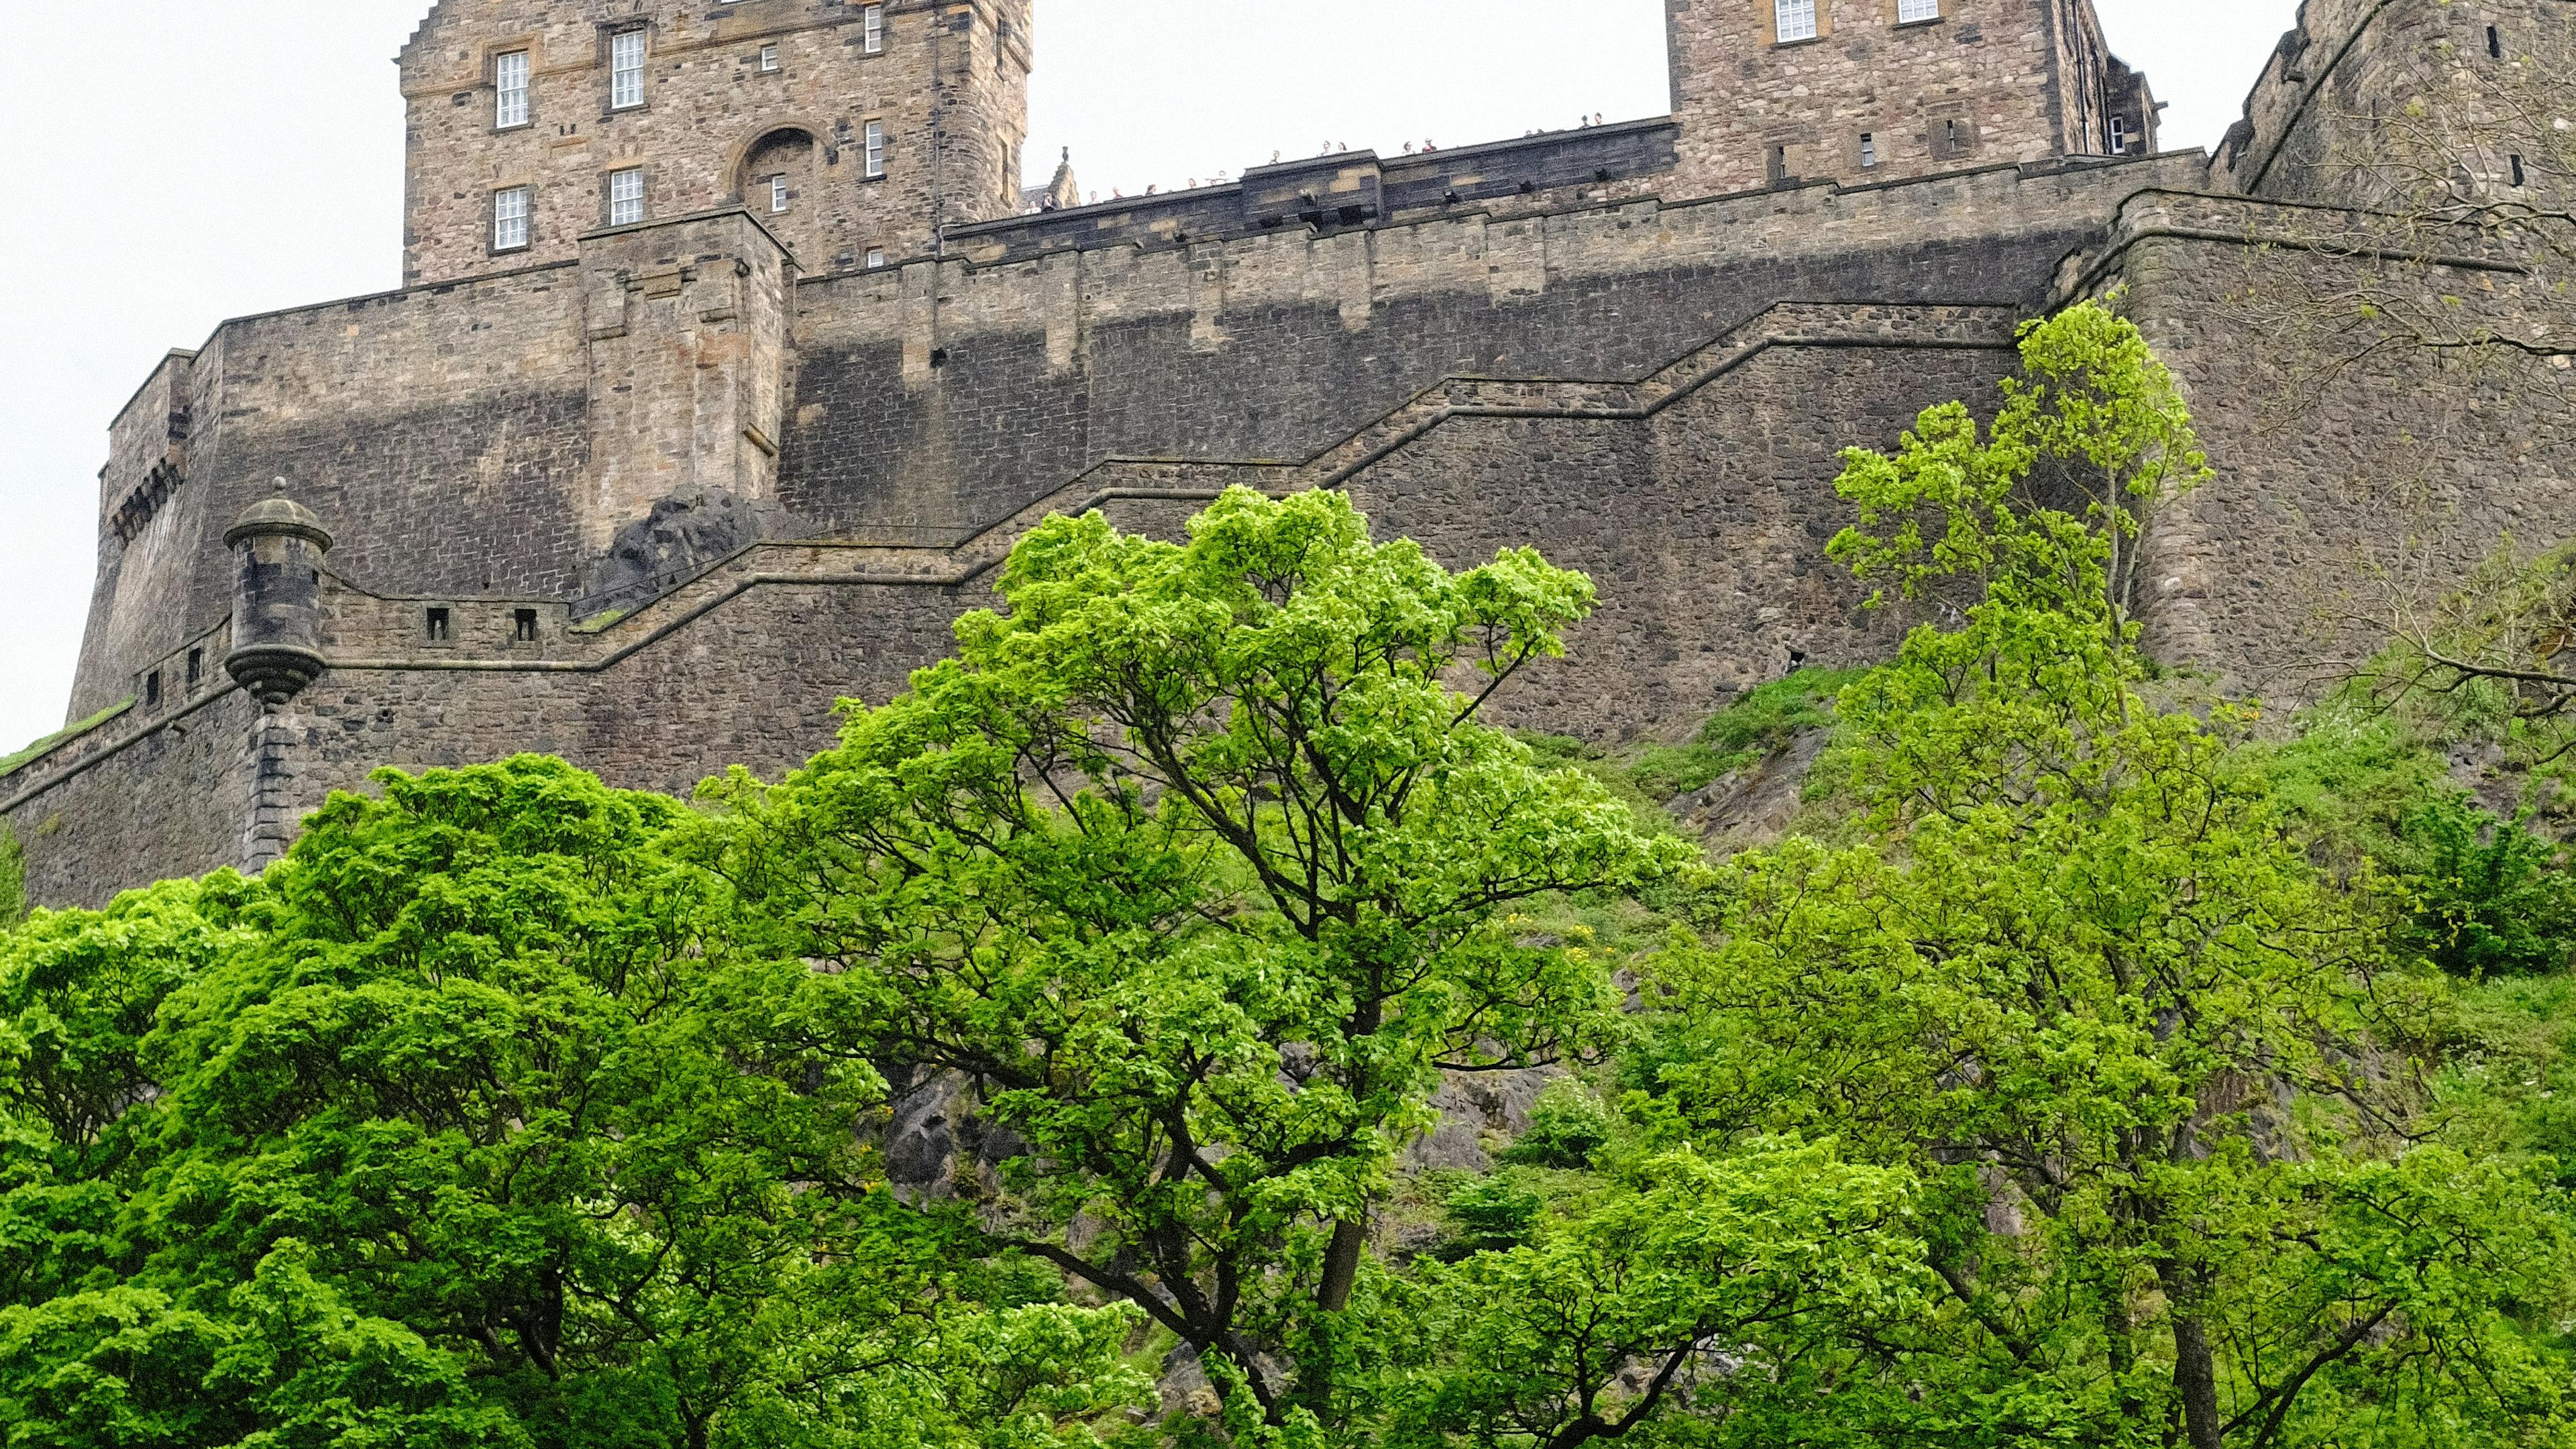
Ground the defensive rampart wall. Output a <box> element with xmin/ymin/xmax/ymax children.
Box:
<box><xmin>12</xmin><ymin>299</ymin><xmax>2025</xmax><ymax>907</ymax></box>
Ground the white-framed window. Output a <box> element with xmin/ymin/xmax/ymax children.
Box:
<box><xmin>1897</xmin><ymin>0</ymin><xmax>1939</xmax><ymax>23</ymax></box>
<box><xmin>1860</xmin><ymin>133</ymin><xmax>1878</xmax><ymax>168</ymax></box>
<box><xmin>2108</xmin><ymin>115</ymin><xmax>2130</xmax><ymax>154</ymax></box>
<box><xmin>771</xmin><ymin>174</ymin><xmax>790</xmax><ymax>213</ymax></box>
<box><xmin>608</xmin><ymin>167</ymin><xmax>645</xmax><ymax>226</ymax></box>
<box><xmin>493</xmin><ymin>186</ymin><xmax>531</xmax><ymax>250</ymax></box>
<box><xmin>1775</xmin><ymin>0</ymin><xmax>1817</xmax><ymax>42</ymax></box>
<box><xmin>864</xmin><ymin>121</ymin><xmax>886</xmax><ymax>178</ymax></box>
<box><xmin>759</xmin><ymin>43</ymin><xmax>780</xmax><ymax>72</ymax></box>
<box><xmin>610</xmin><ymin>30</ymin><xmax>647</xmax><ymax>109</ymax></box>
<box><xmin>495</xmin><ymin>51</ymin><xmax>531</xmax><ymax>128</ymax></box>
<box><xmin>863</xmin><ymin>5</ymin><xmax>885</xmax><ymax>54</ymax></box>
<box><xmin>865</xmin><ymin>248</ymin><xmax>888</xmax><ymax>270</ymax></box>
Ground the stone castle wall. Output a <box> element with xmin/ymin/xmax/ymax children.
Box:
<box><xmin>39</xmin><ymin>0</ymin><xmax>2576</xmax><ymax>910</ymax></box>
<box><xmin>12</xmin><ymin>299</ymin><xmax>2022</xmax><ymax>908</ymax></box>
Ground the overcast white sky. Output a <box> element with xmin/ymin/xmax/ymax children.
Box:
<box><xmin>0</xmin><ymin>0</ymin><xmax>2294</xmax><ymax>751</ymax></box>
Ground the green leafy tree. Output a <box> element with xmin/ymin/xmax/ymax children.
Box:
<box><xmin>1383</xmin><ymin>1140</ymin><xmax>1925</xmax><ymax>1449</ymax></box>
<box><xmin>693</xmin><ymin>488</ymin><xmax>1686</xmax><ymax>1428</ymax></box>
<box><xmin>0</xmin><ymin>758</ymin><xmax>1148</xmax><ymax>1449</ymax></box>
<box><xmin>1646</xmin><ymin>303</ymin><xmax>2576</xmax><ymax>1448</ymax></box>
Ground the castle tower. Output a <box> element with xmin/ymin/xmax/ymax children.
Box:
<box><xmin>397</xmin><ymin>0</ymin><xmax>1037</xmax><ymax>286</ymax></box>
<box><xmin>1664</xmin><ymin>0</ymin><xmax>2158</xmax><ymax>196</ymax></box>
<box><xmin>2216</xmin><ymin>0</ymin><xmax>2575</xmax><ymax>211</ymax></box>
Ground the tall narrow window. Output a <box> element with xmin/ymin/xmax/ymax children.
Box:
<box><xmin>771</xmin><ymin>174</ymin><xmax>791</xmax><ymax>213</ymax></box>
<box><xmin>863</xmin><ymin>5</ymin><xmax>885</xmax><ymax>54</ymax></box>
<box><xmin>1775</xmin><ymin>0</ymin><xmax>1817</xmax><ymax>43</ymax></box>
<box><xmin>495</xmin><ymin>50</ymin><xmax>530</xmax><ymax>128</ymax></box>
<box><xmin>426</xmin><ymin>608</ymin><xmax>451</xmax><ymax>643</ymax></box>
<box><xmin>1945</xmin><ymin>118</ymin><xmax>1963</xmax><ymax>155</ymax></box>
<box><xmin>611</xmin><ymin>30</ymin><xmax>647</xmax><ymax>109</ymax></box>
<box><xmin>1859</xmin><ymin>133</ymin><xmax>1878</xmax><ymax>168</ymax></box>
<box><xmin>1897</xmin><ymin>0</ymin><xmax>1939</xmax><ymax>21</ymax></box>
<box><xmin>864</xmin><ymin>121</ymin><xmax>886</xmax><ymax>179</ymax></box>
<box><xmin>2488</xmin><ymin>25</ymin><xmax>2503</xmax><ymax>59</ymax></box>
<box><xmin>2109</xmin><ymin>115</ymin><xmax>2130</xmax><ymax>154</ymax></box>
<box><xmin>146</xmin><ymin>671</ymin><xmax>161</xmax><ymax>708</ymax></box>
<box><xmin>186</xmin><ymin>648</ymin><xmax>203</xmax><ymax>686</ymax></box>
<box><xmin>2512</xmin><ymin>153</ymin><xmax>2528</xmax><ymax>186</ymax></box>
<box><xmin>493</xmin><ymin>186</ymin><xmax>531</xmax><ymax>250</ymax></box>
<box><xmin>608</xmin><ymin>168</ymin><xmax>645</xmax><ymax>225</ymax></box>
<box><xmin>514</xmin><ymin>609</ymin><xmax>539</xmax><ymax>643</ymax></box>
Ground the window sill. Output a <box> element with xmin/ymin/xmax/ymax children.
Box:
<box><xmin>1894</xmin><ymin>15</ymin><xmax>1945</xmax><ymax>29</ymax></box>
<box><xmin>1772</xmin><ymin>34</ymin><xmax>1825</xmax><ymax>48</ymax></box>
<box><xmin>493</xmin><ymin>121</ymin><xmax>535</xmax><ymax>134</ymax></box>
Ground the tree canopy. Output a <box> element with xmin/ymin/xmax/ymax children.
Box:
<box><xmin>3</xmin><ymin>302</ymin><xmax>2573</xmax><ymax>1449</ymax></box>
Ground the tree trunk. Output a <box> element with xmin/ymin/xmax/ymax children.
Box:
<box><xmin>1318</xmin><ymin>1215</ymin><xmax>1366</xmax><ymax>1312</ymax></box>
<box><xmin>2171</xmin><ymin>1314</ymin><xmax>2224</xmax><ymax>1449</ymax></box>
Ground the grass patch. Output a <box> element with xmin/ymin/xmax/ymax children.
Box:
<box><xmin>1529</xmin><ymin>668</ymin><xmax>1865</xmax><ymax>810</ymax></box>
<box><xmin>0</xmin><ymin>699</ymin><xmax>135</xmax><ymax>779</ymax></box>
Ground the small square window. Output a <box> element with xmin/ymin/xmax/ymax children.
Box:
<box><xmin>771</xmin><ymin>174</ymin><xmax>791</xmax><ymax>213</ymax></box>
<box><xmin>493</xmin><ymin>186</ymin><xmax>531</xmax><ymax>252</ymax></box>
<box><xmin>760</xmin><ymin>43</ymin><xmax>780</xmax><ymax>71</ymax></box>
<box><xmin>865</xmin><ymin>248</ymin><xmax>888</xmax><ymax>269</ymax></box>
<box><xmin>514</xmin><ymin>608</ymin><xmax>539</xmax><ymax>643</ymax></box>
<box><xmin>608</xmin><ymin>167</ymin><xmax>645</xmax><ymax>226</ymax></box>
<box><xmin>427</xmin><ymin>608</ymin><xmax>451</xmax><ymax>642</ymax></box>
<box><xmin>863</xmin><ymin>5</ymin><xmax>885</xmax><ymax>54</ymax></box>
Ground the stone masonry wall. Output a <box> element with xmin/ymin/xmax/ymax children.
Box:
<box><xmin>69</xmin><ymin>260</ymin><xmax>596</xmax><ymax>724</ymax></box>
<box><xmin>1664</xmin><ymin>0</ymin><xmax>2149</xmax><ymax>196</ymax></box>
<box><xmin>68</xmin><ymin>149</ymin><xmax>2192</xmax><ymax>743</ymax></box>
<box><xmin>10</xmin><ymin>305</ymin><xmax>2020</xmax><ymax>907</ymax></box>
<box><xmin>2082</xmin><ymin>191</ymin><xmax>2576</xmax><ymax>680</ymax></box>
<box><xmin>780</xmin><ymin>152</ymin><xmax>2199</xmax><ymax>537</ymax></box>
<box><xmin>400</xmin><ymin>0</ymin><xmax>1032</xmax><ymax>286</ymax></box>
<box><xmin>2211</xmin><ymin>0</ymin><xmax>2571</xmax><ymax>209</ymax></box>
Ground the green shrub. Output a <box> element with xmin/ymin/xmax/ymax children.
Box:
<box><xmin>1436</xmin><ymin>1175</ymin><xmax>1545</xmax><ymax>1260</ymax></box>
<box><xmin>2397</xmin><ymin>796</ymin><xmax>2576</xmax><ymax>978</ymax></box>
<box><xmin>1499</xmin><ymin>1080</ymin><xmax>1618</xmax><ymax>1170</ymax></box>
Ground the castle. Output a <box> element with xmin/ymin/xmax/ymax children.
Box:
<box><xmin>11</xmin><ymin>0</ymin><xmax>2571</xmax><ymax>906</ymax></box>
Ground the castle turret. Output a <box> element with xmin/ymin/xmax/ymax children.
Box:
<box><xmin>222</xmin><ymin>482</ymin><xmax>332</xmax><ymax>706</ymax></box>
